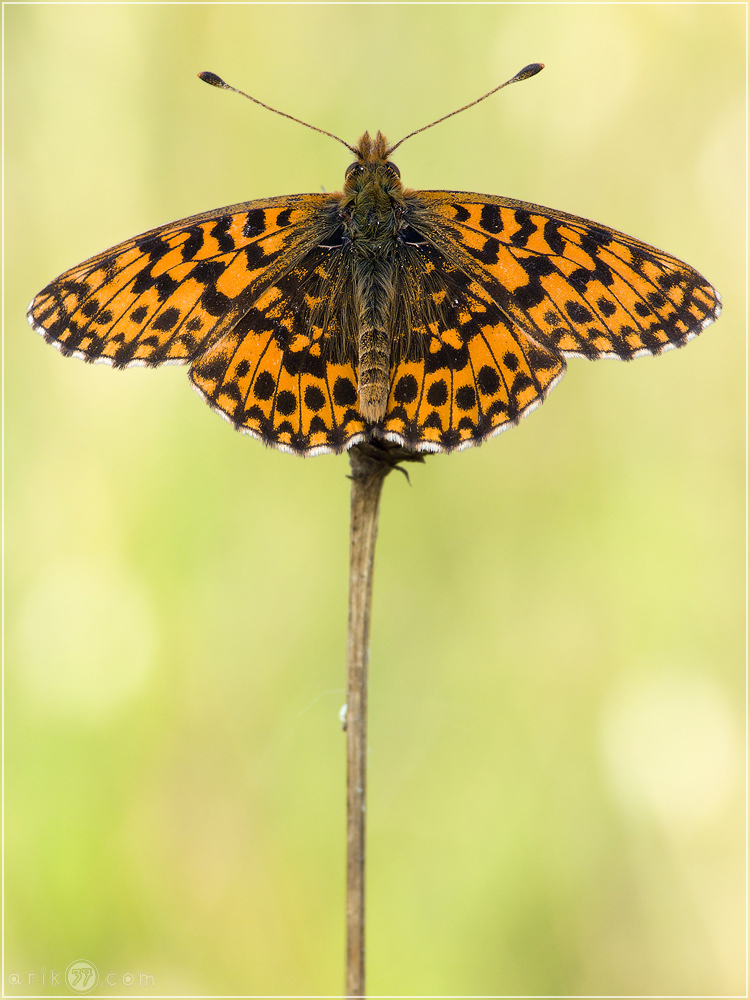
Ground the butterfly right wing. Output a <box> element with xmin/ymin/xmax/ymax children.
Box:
<box><xmin>376</xmin><ymin>252</ymin><xmax>565</xmax><ymax>452</ymax></box>
<box><xmin>367</xmin><ymin>188</ymin><xmax>720</xmax><ymax>454</ymax></box>
<box><xmin>416</xmin><ymin>192</ymin><xmax>721</xmax><ymax>361</ymax></box>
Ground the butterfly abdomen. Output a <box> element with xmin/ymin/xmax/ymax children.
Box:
<box><xmin>353</xmin><ymin>254</ymin><xmax>396</xmax><ymax>422</ymax></box>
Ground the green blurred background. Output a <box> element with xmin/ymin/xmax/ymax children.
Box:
<box><xmin>5</xmin><ymin>5</ymin><xmax>745</xmax><ymax>997</ymax></box>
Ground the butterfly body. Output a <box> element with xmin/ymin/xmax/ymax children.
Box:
<box><xmin>338</xmin><ymin>130</ymin><xmax>406</xmax><ymax>421</ymax></box>
<box><xmin>28</xmin><ymin>91</ymin><xmax>721</xmax><ymax>456</ymax></box>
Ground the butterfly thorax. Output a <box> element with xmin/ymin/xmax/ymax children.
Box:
<box><xmin>339</xmin><ymin>131</ymin><xmax>406</xmax><ymax>422</ymax></box>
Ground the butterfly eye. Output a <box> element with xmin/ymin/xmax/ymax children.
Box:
<box><xmin>384</xmin><ymin>161</ymin><xmax>401</xmax><ymax>179</ymax></box>
<box><xmin>346</xmin><ymin>162</ymin><xmax>364</xmax><ymax>180</ymax></box>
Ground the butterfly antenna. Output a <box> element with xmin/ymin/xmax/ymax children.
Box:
<box><xmin>387</xmin><ymin>62</ymin><xmax>544</xmax><ymax>155</ymax></box>
<box><xmin>199</xmin><ymin>71</ymin><xmax>359</xmax><ymax>155</ymax></box>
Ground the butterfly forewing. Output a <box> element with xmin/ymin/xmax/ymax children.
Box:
<box><xmin>419</xmin><ymin>194</ymin><xmax>720</xmax><ymax>362</ymax></box>
<box><xmin>28</xmin><ymin>194</ymin><xmax>331</xmax><ymax>368</ymax></box>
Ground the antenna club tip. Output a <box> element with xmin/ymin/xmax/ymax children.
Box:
<box><xmin>517</xmin><ymin>63</ymin><xmax>544</xmax><ymax>81</ymax></box>
<box><xmin>199</xmin><ymin>71</ymin><xmax>227</xmax><ymax>89</ymax></box>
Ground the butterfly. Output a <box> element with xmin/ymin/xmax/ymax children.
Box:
<box><xmin>28</xmin><ymin>64</ymin><xmax>721</xmax><ymax>457</ymax></box>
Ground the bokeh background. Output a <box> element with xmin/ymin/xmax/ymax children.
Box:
<box><xmin>5</xmin><ymin>5</ymin><xmax>745</xmax><ymax>997</ymax></box>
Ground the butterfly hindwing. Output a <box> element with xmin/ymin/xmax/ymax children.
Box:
<box><xmin>378</xmin><ymin>252</ymin><xmax>565</xmax><ymax>451</ymax></box>
<box><xmin>189</xmin><ymin>250</ymin><xmax>367</xmax><ymax>455</ymax></box>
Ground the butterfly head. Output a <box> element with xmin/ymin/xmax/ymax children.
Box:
<box><xmin>343</xmin><ymin>131</ymin><xmax>404</xmax><ymax>210</ymax></box>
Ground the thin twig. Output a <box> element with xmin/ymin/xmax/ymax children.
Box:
<box><xmin>344</xmin><ymin>442</ymin><xmax>423</xmax><ymax>998</ymax></box>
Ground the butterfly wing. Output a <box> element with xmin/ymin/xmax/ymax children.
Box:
<box><xmin>28</xmin><ymin>194</ymin><xmax>370</xmax><ymax>454</ymax></box>
<box><xmin>376</xmin><ymin>244</ymin><xmax>565</xmax><ymax>452</ymax></box>
<box><xmin>189</xmin><ymin>237</ymin><xmax>369</xmax><ymax>455</ymax></box>
<box><xmin>28</xmin><ymin>194</ymin><xmax>331</xmax><ymax>366</ymax></box>
<box><xmin>418</xmin><ymin>192</ymin><xmax>721</xmax><ymax>360</ymax></box>
<box><xmin>372</xmin><ymin>191</ymin><xmax>720</xmax><ymax>453</ymax></box>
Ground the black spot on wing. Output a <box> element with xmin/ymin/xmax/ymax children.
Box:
<box><xmin>476</xmin><ymin>366</ymin><xmax>500</xmax><ymax>396</ymax></box>
<box><xmin>243</xmin><ymin>209</ymin><xmax>266</xmax><ymax>238</ymax></box>
<box><xmin>565</xmin><ymin>301</ymin><xmax>593</xmax><ymax>324</ymax></box>
<box><xmin>394</xmin><ymin>374</ymin><xmax>419</xmax><ymax>404</ymax></box>
<box><xmin>511</xmin><ymin>209</ymin><xmax>537</xmax><ymax>247</ymax></box>
<box><xmin>209</xmin><ymin>218</ymin><xmax>235</xmax><ymax>253</ymax></box>
<box><xmin>130</xmin><ymin>305</ymin><xmax>149</xmax><ymax>323</ymax></box>
<box><xmin>254</xmin><ymin>371</ymin><xmax>275</xmax><ymax>400</ymax></box>
<box><xmin>333</xmin><ymin>376</ymin><xmax>357</xmax><ymax>407</ymax></box>
<box><xmin>426</xmin><ymin>379</ymin><xmax>448</xmax><ymax>406</ymax></box>
<box><xmin>154</xmin><ymin>274</ymin><xmax>178</xmax><ymax>300</ymax></box>
<box><xmin>151</xmin><ymin>307</ymin><xmax>181</xmax><ymax>332</ymax></box>
<box><xmin>275</xmin><ymin>390</ymin><xmax>297</xmax><ymax>416</ymax></box>
<box><xmin>304</xmin><ymin>384</ymin><xmax>326</xmax><ymax>412</ymax></box>
<box><xmin>455</xmin><ymin>385</ymin><xmax>476</xmax><ymax>411</ymax></box>
<box><xmin>191</xmin><ymin>259</ymin><xmax>227</xmax><ymax>285</ymax></box>
<box><xmin>198</xmin><ymin>277</ymin><xmax>232</xmax><ymax>317</ymax></box>
<box><xmin>479</xmin><ymin>204</ymin><xmax>504</xmax><ymax>234</ymax></box>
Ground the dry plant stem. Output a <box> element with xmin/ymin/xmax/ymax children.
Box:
<box><xmin>344</xmin><ymin>443</ymin><xmax>423</xmax><ymax>998</ymax></box>
<box><xmin>345</xmin><ymin>446</ymin><xmax>390</xmax><ymax>998</ymax></box>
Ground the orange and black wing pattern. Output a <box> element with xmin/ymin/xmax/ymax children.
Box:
<box><xmin>375</xmin><ymin>238</ymin><xmax>565</xmax><ymax>452</ymax></box>
<box><xmin>421</xmin><ymin>193</ymin><xmax>720</xmax><ymax>362</ymax></box>
<box><xmin>28</xmin><ymin>187</ymin><xmax>720</xmax><ymax>456</ymax></box>
<box><xmin>28</xmin><ymin>194</ymin><xmax>372</xmax><ymax>455</ymax></box>
<box><xmin>29</xmin><ymin>196</ymin><xmax>326</xmax><ymax>367</ymax></box>
<box><xmin>369</xmin><ymin>191</ymin><xmax>721</xmax><ymax>453</ymax></box>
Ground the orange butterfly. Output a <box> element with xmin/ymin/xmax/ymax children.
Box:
<box><xmin>28</xmin><ymin>65</ymin><xmax>720</xmax><ymax>456</ymax></box>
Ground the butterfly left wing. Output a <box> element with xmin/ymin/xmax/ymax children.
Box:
<box><xmin>28</xmin><ymin>194</ymin><xmax>332</xmax><ymax>367</ymax></box>
<box><xmin>415</xmin><ymin>192</ymin><xmax>721</xmax><ymax>361</ymax></box>
<box><xmin>28</xmin><ymin>194</ymin><xmax>374</xmax><ymax>455</ymax></box>
<box><xmin>188</xmin><ymin>240</ymin><xmax>370</xmax><ymax>455</ymax></box>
